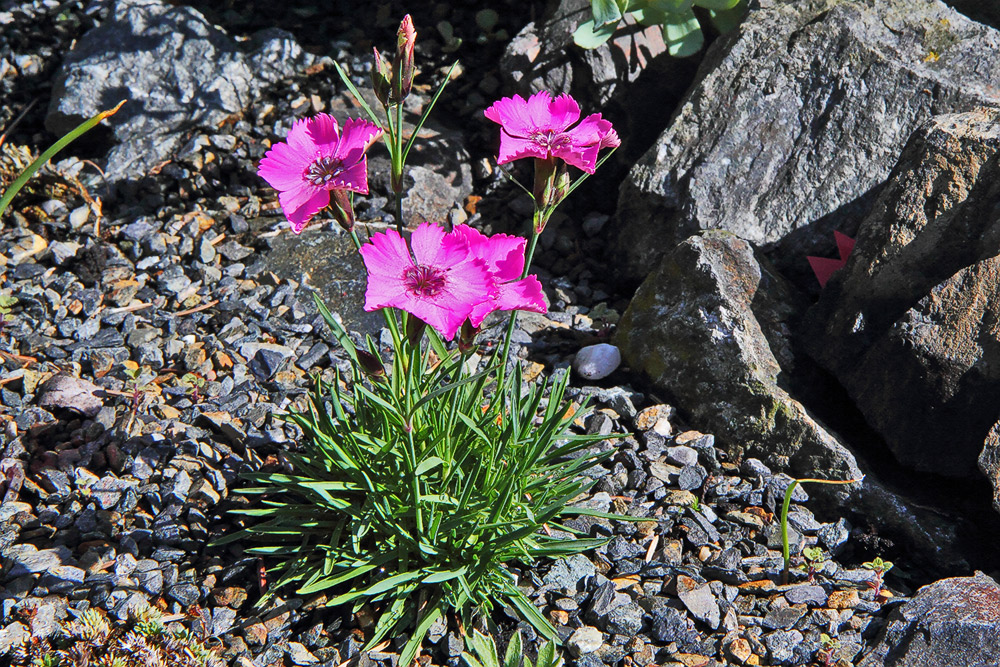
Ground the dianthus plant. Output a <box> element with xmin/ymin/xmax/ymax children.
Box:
<box><xmin>220</xmin><ymin>15</ymin><xmax>620</xmax><ymax>667</ymax></box>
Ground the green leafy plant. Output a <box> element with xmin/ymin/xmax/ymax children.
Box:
<box><xmin>780</xmin><ymin>476</ymin><xmax>860</xmax><ymax>584</ymax></box>
<box><xmin>862</xmin><ymin>556</ymin><xmax>893</xmax><ymax>597</ymax></box>
<box><xmin>817</xmin><ymin>633</ymin><xmax>841</xmax><ymax>667</ymax></box>
<box><xmin>0</xmin><ymin>100</ymin><xmax>125</xmax><ymax>222</ymax></box>
<box><xmin>573</xmin><ymin>0</ymin><xmax>747</xmax><ymax>57</ymax></box>
<box><xmin>0</xmin><ymin>293</ymin><xmax>17</xmax><ymax>336</ymax></box>
<box><xmin>216</xmin><ymin>301</ymin><xmax>617</xmax><ymax>665</ymax></box>
<box><xmin>224</xmin><ymin>15</ymin><xmax>624</xmax><ymax>667</ymax></box>
<box><xmin>9</xmin><ymin>603</ymin><xmax>221</xmax><ymax>667</ymax></box>
<box><xmin>462</xmin><ymin>629</ymin><xmax>565</xmax><ymax>667</ymax></box>
<box><xmin>179</xmin><ymin>372</ymin><xmax>207</xmax><ymax>403</ymax></box>
<box><xmin>797</xmin><ymin>545</ymin><xmax>826</xmax><ymax>584</ymax></box>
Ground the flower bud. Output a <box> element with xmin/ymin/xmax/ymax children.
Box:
<box><xmin>405</xmin><ymin>315</ymin><xmax>426</xmax><ymax>347</ymax></box>
<box><xmin>553</xmin><ymin>166</ymin><xmax>571</xmax><ymax>204</ymax></box>
<box><xmin>458</xmin><ymin>320</ymin><xmax>479</xmax><ymax>354</ymax></box>
<box><xmin>356</xmin><ymin>349</ymin><xmax>386</xmax><ymax>380</ymax></box>
<box><xmin>372</xmin><ymin>48</ymin><xmax>392</xmax><ymax>107</ymax></box>
<box><xmin>532</xmin><ymin>157</ymin><xmax>557</xmax><ymax>208</ymax></box>
<box><xmin>330</xmin><ymin>189</ymin><xmax>355</xmax><ymax>232</ymax></box>
<box><xmin>391</xmin><ymin>14</ymin><xmax>416</xmax><ymax>103</ymax></box>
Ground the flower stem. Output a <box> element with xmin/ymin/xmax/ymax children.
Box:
<box><xmin>393</xmin><ymin>101</ymin><xmax>405</xmax><ymax>235</ymax></box>
<box><xmin>496</xmin><ymin>223</ymin><xmax>542</xmax><ymax>389</ymax></box>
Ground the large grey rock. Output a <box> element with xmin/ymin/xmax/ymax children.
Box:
<box><xmin>612</xmin><ymin>0</ymin><xmax>1000</xmax><ymax>283</ymax></box>
<box><xmin>617</xmin><ymin>230</ymin><xmax>857</xmax><ymax>478</ymax></box>
<box><xmin>859</xmin><ymin>572</ymin><xmax>1000</xmax><ymax>667</ymax></box>
<box><xmin>502</xmin><ymin>0</ymin><xmax>673</xmax><ymax>104</ymax></box>
<box><xmin>46</xmin><ymin>0</ymin><xmax>313</xmax><ymax>184</ymax></box>
<box><xmin>804</xmin><ymin>109</ymin><xmax>1000</xmax><ymax>489</ymax></box>
<box><xmin>616</xmin><ymin>230</ymin><xmax>973</xmax><ymax>572</ymax></box>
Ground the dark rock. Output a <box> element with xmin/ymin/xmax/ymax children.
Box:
<box><xmin>588</xmin><ymin>580</ymin><xmax>629</xmax><ymax>623</ymax></box>
<box><xmin>542</xmin><ymin>553</ymin><xmax>596</xmax><ymax>594</ymax></box>
<box><xmin>613</xmin><ymin>0</ymin><xmax>1000</xmax><ymax>283</ymax></box>
<box><xmin>859</xmin><ymin>572</ymin><xmax>1000</xmax><ymax>667</ymax></box>
<box><xmin>802</xmin><ymin>108</ymin><xmax>1000</xmax><ymax>504</ymax></box>
<box><xmin>4</xmin><ymin>545</ymin><xmax>76</xmax><ymax>579</ymax></box>
<box><xmin>649</xmin><ymin>606</ymin><xmax>699</xmax><ymax>648</ymax></box>
<box><xmin>617</xmin><ymin>231</ymin><xmax>862</xmax><ymax>484</ymax></box>
<box><xmin>605</xmin><ymin>602</ymin><xmax>643</xmax><ymax>635</ymax></box>
<box><xmin>249</xmin><ymin>345</ymin><xmax>293</xmax><ymax>381</ymax></box>
<box><xmin>762</xmin><ymin>604</ymin><xmax>807</xmax><ymax>630</ymax></box>
<box><xmin>168</xmin><ymin>582</ymin><xmax>201</xmax><ymax>606</ymax></box>
<box><xmin>784</xmin><ymin>585</ymin><xmax>828</xmax><ymax>607</ymax></box>
<box><xmin>675</xmin><ymin>575</ymin><xmax>720</xmax><ymax>629</ymax></box>
<box><xmin>765</xmin><ymin>629</ymin><xmax>803</xmax><ymax>665</ymax></box>
<box><xmin>46</xmin><ymin>0</ymin><xmax>313</xmax><ymax>184</ymax></box>
<box><xmin>38</xmin><ymin>565</ymin><xmax>86</xmax><ymax>593</ymax></box>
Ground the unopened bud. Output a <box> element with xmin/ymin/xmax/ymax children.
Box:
<box><xmin>391</xmin><ymin>15</ymin><xmax>416</xmax><ymax>103</ymax></box>
<box><xmin>372</xmin><ymin>48</ymin><xmax>392</xmax><ymax>107</ymax></box>
<box><xmin>532</xmin><ymin>157</ymin><xmax>557</xmax><ymax>208</ymax></box>
<box><xmin>356</xmin><ymin>350</ymin><xmax>386</xmax><ymax>380</ymax></box>
<box><xmin>405</xmin><ymin>315</ymin><xmax>426</xmax><ymax>347</ymax></box>
<box><xmin>330</xmin><ymin>189</ymin><xmax>355</xmax><ymax>232</ymax></box>
<box><xmin>553</xmin><ymin>167</ymin><xmax>571</xmax><ymax>204</ymax></box>
<box><xmin>458</xmin><ymin>320</ymin><xmax>479</xmax><ymax>353</ymax></box>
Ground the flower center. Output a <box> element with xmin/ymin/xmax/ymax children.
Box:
<box><xmin>530</xmin><ymin>130</ymin><xmax>570</xmax><ymax>151</ymax></box>
<box><xmin>403</xmin><ymin>264</ymin><xmax>447</xmax><ymax>297</ymax></box>
<box><xmin>305</xmin><ymin>155</ymin><xmax>344</xmax><ymax>187</ymax></box>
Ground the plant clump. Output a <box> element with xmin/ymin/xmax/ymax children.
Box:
<box><xmin>9</xmin><ymin>604</ymin><xmax>222</xmax><ymax>667</ymax></box>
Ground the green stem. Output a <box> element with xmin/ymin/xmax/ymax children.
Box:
<box><xmin>0</xmin><ymin>100</ymin><xmax>126</xmax><ymax>221</ymax></box>
<box><xmin>780</xmin><ymin>477</ymin><xmax>861</xmax><ymax>585</ymax></box>
<box><xmin>496</xmin><ymin>224</ymin><xmax>541</xmax><ymax>392</ymax></box>
<box><xmin>393</xmin><ymin>101</ymin><xmax>405</xmax><ymax>234</ymax></box>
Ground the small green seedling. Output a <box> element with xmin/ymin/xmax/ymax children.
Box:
<box><xmin>862</xmin><ymin>556</ymin><xmax>893</xmax><ymax>597</ymax></box>
<box><xmin>797</xmin><ymin>545</ymin><xmax>826</xmax><ymax>584</ymax></box>
<box><xmin>781</xmin><ymin>476</ymin><xmax>861</xmax><ymax>584</ymax></box>
<box><xmin>817</xmin><ymin>633</ymin><xmax>841</xmax><ymax>667</ymax></box>
<box><xmin>0</xmin><ymin>294</ymin><xmax>17</xmax><ymax>336</ymax></box>
<box><xmin>179</xmin><ymin>372</ymin><xmax>207</xmax><ymax>403</ymax></box>
<box><xmin>462</xmin><ymin>629</ymin><xmax>564</xmax><ymax>667</ymax></box>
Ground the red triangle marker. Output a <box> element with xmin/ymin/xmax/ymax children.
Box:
<box><xmin>807</xmin><ymin>256</ymin><xmax>846</xmax><ymax>288</ymax></box>
<box><xmin>834</xmin><ymin>231</ymin><xmax>856</xmax><ymax>262</ymax></box>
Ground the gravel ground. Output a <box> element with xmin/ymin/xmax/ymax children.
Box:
<box><xmin>0</xmin><ymin>2</ymin><xmax>909</xmax><ymax>666</ymax></box>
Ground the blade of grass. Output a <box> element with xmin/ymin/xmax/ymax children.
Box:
<box><xmin>0</xmin><ymin>100</ymin><xmax>126</xmax><ymax>220</ymax></box>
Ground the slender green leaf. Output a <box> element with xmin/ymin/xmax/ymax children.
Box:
<box><xmin>333</xmin><ymin>61</ymin><xmax>383</xmax><ymax>128</ymax></box>
<box><xmin>0</xmin><ymin>100</ymin><xmax>126</xmax><ymax>220</ymax></box>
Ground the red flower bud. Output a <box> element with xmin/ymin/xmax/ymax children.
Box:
<box><xmin>392</xmin><ymin>14</ymin><xmax>416</xmax><ymax>103</ymax></box>
<box><xmin>330</xmin><ymin>189</ymin><xmax>355</xmax><ymax>232</ymax></box>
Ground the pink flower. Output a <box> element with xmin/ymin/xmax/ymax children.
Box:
<box><xmin>452</xmin><ymin>224</ymin><xmax>547</xmax><ymax>326</ymax></box>
<box><xmin>258</xmin><ymin>114</ymin><xmax>382</xmax><ymax>233</ymax></box>
<box><xmin>359</xmin><ymin>223</ymin><xmax>494</xmax><ymax>339</ymax></box>
<box><xmin>484</xmin><ymin>91</ymin><xmax>620</xmax><ymax>174</ymax></box>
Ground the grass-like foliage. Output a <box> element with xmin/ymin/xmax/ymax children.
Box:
<box><xmin>462</xmin><ymin>629</ymin><xmax>564</xmax><ymax>667</ymax></box>
<box><xmin>218</xmin><ymin>300</ymin><xmax>614</xmax><ymax>665</ymax></box>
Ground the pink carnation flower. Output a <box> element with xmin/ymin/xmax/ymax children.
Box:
<box><xmin>258</xmin><ymin>114</ymin><xmax>382</xmax><ymax>233</ymax></box>
<box><xmin>452</xmin><ymin>224</ymin><xmax>547</xmax><ymax>327</ymax></box>
<box><xmin>484</xmin><ymin>91</ymin><xmax>620</xmax><ymax>174</ymax></box>
<box><xmin>359</xmin><ymin>223</ymin><xmax>494</xmax><ymax>339</ymax></box>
